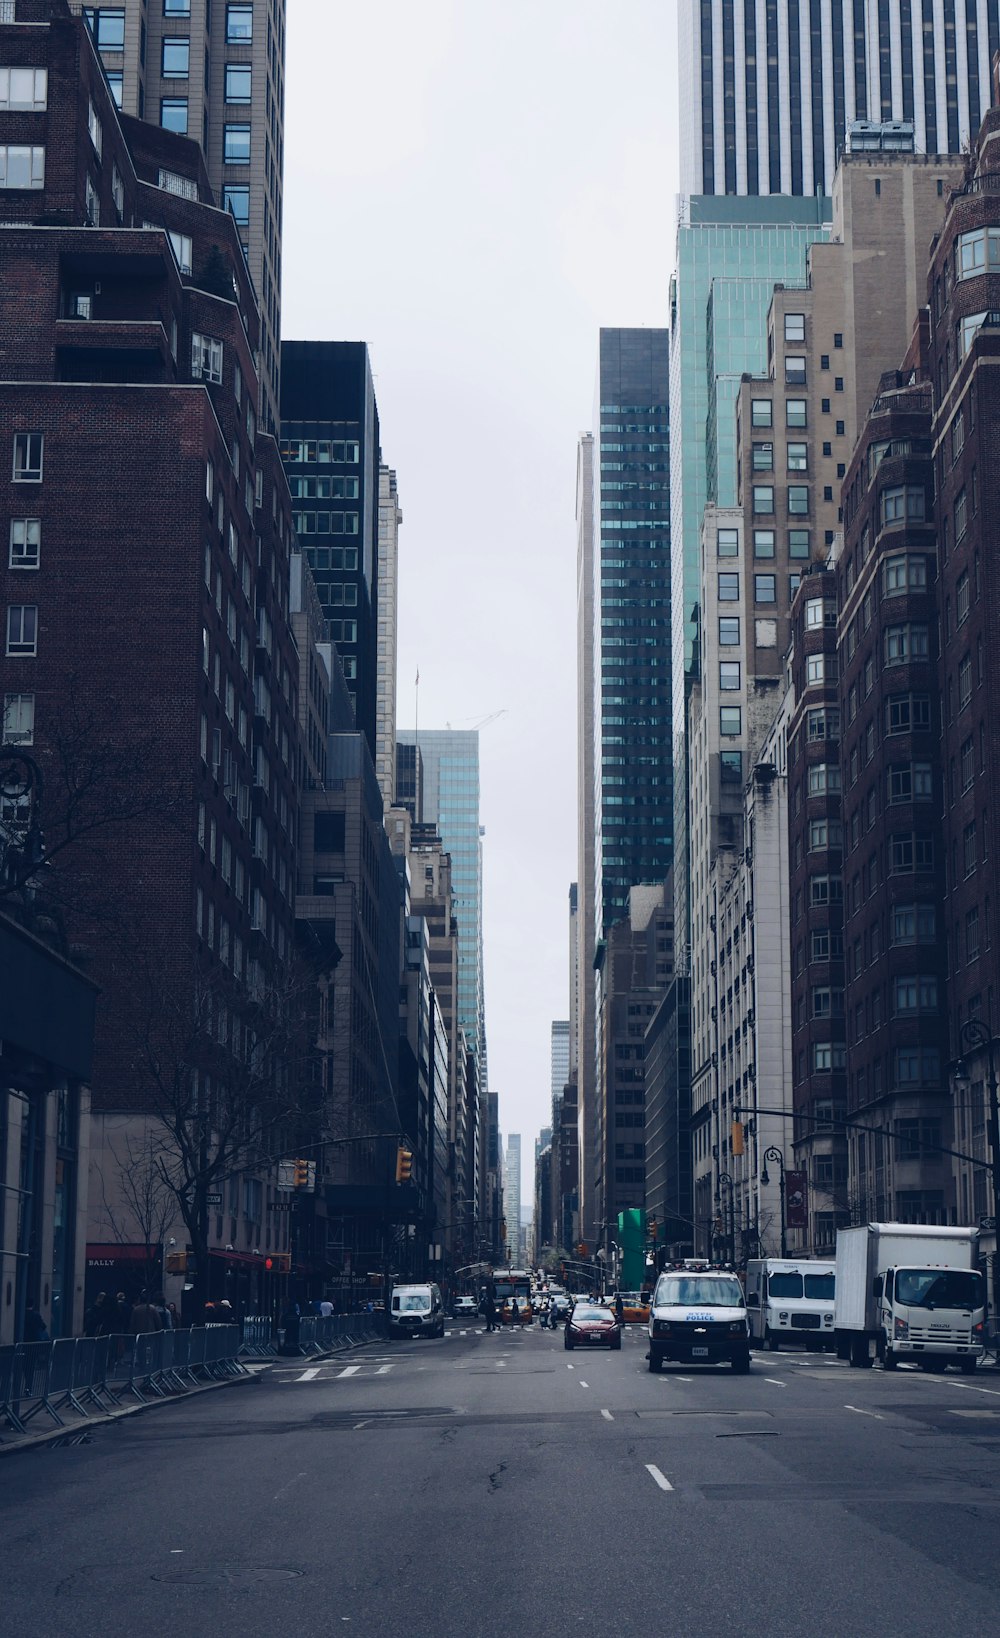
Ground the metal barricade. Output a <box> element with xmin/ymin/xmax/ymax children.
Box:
<box><xmin>239</xmin><ymin>1316</ymin><xmax>275</xmax><ymax>1358</ymax></box>
<box><xmin>0</xmin><ymin>1344</ymin><xmax>25</xmax><ymax>1434</ymax></box>
<box><xmin>133</xmin><ymin>1332</ymin><xmax>166</xmax><ymax>1398</ymax></box>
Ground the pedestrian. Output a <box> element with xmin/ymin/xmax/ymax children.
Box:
<box><xmin>114</xmin><ymin>1291</ymin><xmax>131</xmax><ymax>1333</ymax></box>
<box><xmin>614</xmin><ymin>1292</ymin><xmax>625</xmax><ymax>1325</ymax></box>
<box><xmin>279</xmin><ymin>1298</ymin><xmax>301</xmax><ymax>1355</ymax></box>
<box><xmin>154</xmin><ymin>1293</ymin><xmax>173</xmax><ymax>1329</ymax></box>
<box><xmin>84</xmin><ymin>1291</ymin><xmax>110</xmax><ymax>1337</ymax></box>
<box><xmin>23</xmin><ymin>1301</ymin><xmax>49</xmax><ymax>1343</ymax></box>
<box><xmin>318</xmin><ymin>1297</ymin><xmax>334</xmax><ymax>1318</ymax></box>
<box><xmin>217</xmin><ymin>1299</ymin><xmax>235</xmax><ymax>1325</ymax></box>
<box><xmin>166</xmin><ymin>1302</ymin><xmax>181</xmax><ymax>1330</ymax></box>
<box><xmin>509</xmin><ymin>1296</ymin><xmax>519</xmax><ymax>1326</ymax></box>
<box><xmin>484</xmin><ymin>1287</ymin><xmax>497</xmax><ymax>1332</ymax></box>
<box><xmin>130</xmin><ymin>1291</ymin><xmax>163</xmax><ymax>1333</ymax></box>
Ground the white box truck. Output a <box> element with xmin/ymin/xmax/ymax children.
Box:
<box><xmin>745</xmin><ymin>1258</ymin><xmax>837</xmax><ymax>1351</ymax></box>
<box><xmin>834</xmin><ymin>1224</ymin><xmax>984</xmax><ymax>1372</ymax></box>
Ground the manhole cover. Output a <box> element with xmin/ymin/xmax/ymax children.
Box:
<box><xmin>152</xmin><ymin>1567</ymin><xmax>305</xmax><ymax>1586</ymax></box>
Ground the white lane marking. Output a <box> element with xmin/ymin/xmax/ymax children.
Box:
<box><xmin>676</xmin><ymin>1377</ymin><xmax>692</xmax><ymax>1383</ymax></box>
<box><xmin>496</xmin><ymin>1360</ymin><xmax>506</xmax><ymax>1368</ymax></box>
<box><xmin>937</xmin><ymin>1380</ymin><xmax>1000</xmax><ymax>1397</ymax></box>
<box><xmin>337</xmin><ymin>1365</ymin><xmax>360</xmax><ymax>1379</ymax></box>
<box><xmin>601</xmin><ymin>1409</ymin><xmax>614</xmax><ymax>1420</ymax></box>
<box><xmin>375</xmin><ymin>1365</ymin><xmax>392</xmax><ymax>1375</ymax></box>
<box><xmin>645</xmin><ymin>1464</ymin><xmax>674</xmax><ymax>1492</ymax></box>
<box><xmin>566</xmin><ymin>1363</ymin><xmax>575</xmax><ymax>1370</ymax></box>
<box><xmin>353</xmin><ymin>1420</ymin><xmax>369</xmax><ymax>1430</ymax></box>
<box><xmin>273</xmin><ymin>1469</ymin><xmax>307</xmax><ymax>1502</ymax></box>
<box><xmin>297</xmin><ymin>1368</ymin><xmax>320</xmax><ymax>1382</ymax></box>
<box><xmin>764</xmin><ymin>1378</ymin><xmax>786</xmax><ymax>1388</ymax></box>
<box><xmin>579</xmin><ymin>1381</ymin><xmax>589</xmax><ymax>1389</ymax></box>
<box><xmin>845</xmin><ymin>1404</ymin><xmax>884</xmax><ymax>1420</ymax></box>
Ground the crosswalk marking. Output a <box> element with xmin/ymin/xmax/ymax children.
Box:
<box><xmin>337</xmin><ymin>1365</ymin><xmax>360</xmax><ymax>1378</ymax></box>
<box><xmin>297</xmin><ymin>1367</ymin><xmax>320</xmax><ymax>1382</ymax></box>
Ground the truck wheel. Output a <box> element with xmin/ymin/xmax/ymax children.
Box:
<box><xmin>850</xmin><ymin>1335</ymin><xmax>872</xmax><ymax>1369</ymax></box>
<box><xmin>731</xmin><ymin>1353</ymin><xmax>751</xmax><ymax>1375</ymax></box>
<box><xmin>836</xmin><ymin>1335</ymin><xmax>851</xmax><ymax>1362</ymax></box>
<box><xmin>960</xmin><ymin>1358</ymin><xmax>978</xmax><ymax>1375</ymax></box>
<box><xmin>647</xmin><ymin>1350</ymin><xmax>662</xmax><ymax>1373</ymax></box>
<box><xmin>765</xmin><ymin>1329</ymin><xmax>779</xmax><ymax>1352</ymax></box>
<box><xmin>882</xmin><ymin>1346</ymin><xmax>897</xmax><ymax>1371</ymax></box>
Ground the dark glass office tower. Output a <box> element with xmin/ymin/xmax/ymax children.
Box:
<box><xmin>593</xmin><ymin>329</ymin><xmax>673</xmax><ymax>948</ymax></box>
<box><xmin>280</xmin><ymin>342</ymin><xmax>380</xmax><ymax>758</ymax></box>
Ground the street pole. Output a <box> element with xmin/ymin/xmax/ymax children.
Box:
<box><xmin>762</xmin><ymin>1147</ymin><xmax>786</xmax><ymax>1259</ymax></box>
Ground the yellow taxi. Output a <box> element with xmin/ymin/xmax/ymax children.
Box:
<box><xmin>616</xmin><ymin>1291</ymin><xmax>651</xmax><ymax>1324</ymax></box>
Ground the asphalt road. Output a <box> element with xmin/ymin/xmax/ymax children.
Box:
<box><xmin>4</xmin><ymin>1321</ymin><xmax>1000</xmax><ymax>1638</ymax></box>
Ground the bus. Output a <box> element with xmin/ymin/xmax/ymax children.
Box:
<box><xmin>485</xmin><ymin>1268</ymin><xmax>532</xmax><ymax>1322</ymax></box>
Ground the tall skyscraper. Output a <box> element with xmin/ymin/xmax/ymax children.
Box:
<box><xmin>592</xmin><ymin>329</ymin><xmax>673</xmax><ymax>948</ymax></box>
<box><xmin>396</xmin><ymin>729</ymin><xmax>487</xmax><ymax>1093</ymax></box>
<box><xmin>375</xmin><ymin>466</ymin><xmax>402</xmax><ymax>808</ymax></box>
<box><xmin>76</xmin><ymin>0</ymin><xmax>285</xmax><ymax>430</ymax></box>
<box><xmin>679</xmin><ymin>0</ymin><xmax>1000</xmax><ymax>199</ymax></box>
<box><xmin>575</xmin><ymin>432</ymin><xmax>599</xmax><ymax>1247</ymax></box>
<box><xmin>503</xmin><ymin>1134</ymin><xmax>521</xmax><ymax>1263</ymax></box>
<box><xmin>280</xmin><ymin>342</ymin><xmax>381</xmax><ymax>761</ymax></box>
<box><xmin>550</xmin><ymin>1021</ymin><xmax>570</xmax><ymax>1107</ymax></box>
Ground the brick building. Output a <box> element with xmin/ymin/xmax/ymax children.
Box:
<box><xmin>0</xmin><ymin>3</ymin><xmax>300</xmax><ymax>1316</ymax></box>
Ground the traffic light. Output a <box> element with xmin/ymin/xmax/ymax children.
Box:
<box><xmin>264</xmin><ymin>1252</ymin><xmax>291</xmax><ymax>1273</ymax></box>
<box><xmin>395</xmin><ymin>1146</ymin><xmax>413</xmax><ymax>1183</ymax></box>
<box><xmin>293</xmin><ymin>1157</ymin><xmax>309</xmax><ymax>1188</ymax></box>
<box><xmin>501</xmin><ymin>1217</ymin><xmax>507</xmax><ymax>1242</ymax></box>
<box><xmin>165</xmin><ymin>1250</ymin><xmax>188</xmax><ymax>1275</ymax></box>
<box><xmin>648</xmin><ymin>1217</ymin><xmax>658</xmax><ymax>1243</ymax></box>
<box><xmin>731</xmin><ymin>1120</ymin><xmax>745</xmax><ymax>1157</ymax></box>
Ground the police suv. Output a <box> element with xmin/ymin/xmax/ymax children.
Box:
<box><xmin>647</xmin><ymin>1264</ymin><xmax>751</xmax><ymax>1374</ymax></box>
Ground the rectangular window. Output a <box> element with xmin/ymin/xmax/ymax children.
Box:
<box><xmin>784</xmin><ymin>313</ymin><xmax>806</xmax><ymax>342</ymax></box>
<box><xmin>12</xmin><ymin>433</ymin><xmax>43</xmax><ymax>482</ymax></box>
<box><xmin>752</xmin><ymin>528</ymin><xmax>775</xmax><ymax>558</ymax></box>
<box><xmin>808</xmin><ymin>763</ymin><xmax>841</xmax><ymax>794</ymax></box>
<box><xmin>719</xmin><ymin>706</ymin><xmax>742</xmax><ymax>736</ymax></box>
<box><xmin>785</xmin><ymin>399</ymin><xmax>807</xmax><ymax>428</ymax></box>
<box><xmin>753</xmin><ymin>485</ymin><xmax>774</xmax><ymax>514</ymax></box>
<box><xmin>787</xmin><ymin>443</ymin><xmax>808</xmax><ymax>471</ymax></box>
<box><xmin>83</xmin><ymin>9</ymin><xmax>126</xmax><ymax>50</ymax></box>
<box><xmin>0</xmin><ymin>144</ymin><xmax>45</xmax><ymax>190</ymax></box>
<box><xmin>718</xmin><ymin>572</ymin><xmax>739</xmax><ymax>601</ymax></box>
<box><xmin>167</xmin><ymin>229</ymin><xmax>193</xmax><ymax>273</ymax></box>
<box><xmin>754</xmin><ymin>574</ymin><xmax>776</xmax><ymax>603</ymax></box>
<box><xmin>162</xmin><ymin>37</ymin><xmax>190</xmax><ymax>76</ymax></box>
<box><xmin>785</xmin><ymin>355</ymin><xmax>807</xmax><ymax>384</ymax></box>
<box><xmin>223</xmin><ymin>123</ymin><xmax>251</xmax><ymax>163</ymax></box>
<box><xmin>226</xmin><ymin>3</ymin><xmax>254</xmax><ymax>42</ymax></box>
<box><xmin>2</xmin><ymin>693</ymin><xmax>34</xmax><ymax>744</ymax></box>
<box><xmin>718</xmin><ymin>616</ymin><xmax>740</xmax><ymax>646</ymax></box>
<box><xmin>788</xmin><ymin>527</ymin><xmax>810</xmax><ymax>559</ymax></box>
<box><xmin>9</xmin><ymin>519</ymin><xmax>40</xmax><ymax>569</ymax></box>
<box><xmin>882</xmin><ymin>485</ymin><xmax>926</xmax><ymax>525</ymax></box>
<box><xmin>223</xmin><ymin>184</ymin><xmax>250</xmax><ymax>225</ymax></box>
<box><xmin>717</xmin><ymin>526</ymin><xmax>739</xmax><ymax>557</ymax></box>
<box><xmin>720</xmin><ymin>750</ymin><xmax>742</xmax><ymax>783</ymax></box>
<box><xmin>6</xmin><ymin>604</ymin><xmax>37</xmax><ymax>656</ymax></box>
<box><xmin>191</xmin><ymin>333</ymin><xmax>223</xmax><ymax>383</ymax></box>
<box><xmin>751</xmin><ymin>400</ymin><xmax>772</xmax><ymax>427</ymax></box>
<box><xmin>719</xmin><ymin>661</ymin><xmax>741</xmax><ymax>691</ymax></box>
<box><xmin>165</xmin><ymin>0</ymin><xmax>192</xmax><ymax>13</ymax></box>
<box><xmin>0</xmin><ymin>68</ymin><xmax>48</xmax><ymax>111</ymax></box>
<box><xmin>752</xmin><ymin>442</ymin><xmax>773</xmax><ymax>471</ymax></box>
<box><xmin>787</xmin><ymin>484</ymin><xmax>809</xmax><ymax>515</ymax></box>
<box><xmin>160</xmin><ymin>98</ymin><xmax>188</xmax><ymax>134</ymax></box>
<box><xmin>225</xmin><ymin>64</ymin><xmax>252</xmax><ymax>102</ymax></box>
<box><xmin>106</xmin><ymin>71</ymin><xmax>123</xmax><ymax>107</ymax></box>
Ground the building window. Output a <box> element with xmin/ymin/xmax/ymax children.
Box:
<box><xmin>806</xmin><ymin>709</ymin><xmax>839</xmax><ymax>743</ymax></box>
<box><xmin>955</xmin><ymin>226</ymin><xmax>1000</xmax><ymax>279</ymax></box>
<box><xmin>720</xmin><ymin>750</ymin><xmax>742</xmax><ymax>783</ymax></box>
<box><xmin>9</xmin><ymin>519</ymin><xmax>40</xmax><ymax>569</ymax></box>
<box><xmin>0</xmin><ymin>68</ymin><xmax>47</xmax><ymax>112</ymax></box>
<box><xmin>718</xmin><ymin>616</ymin><xmax>740</xmax><ymax>646</ymax></box>
<box><xmin>784</xmin><ymin>312</ymin><xmax>806</xmax><ymax>342</ymax></box>
<box><xmin>226</xmin><ymin>3</ymin><xmax>254</xmax><ymax>42</ymax></box>
<box><xmin>160</xmin><ymin>97</ymin><xmax>188</xmax><ymax>133</ymax></box>
<box><xmin>223</xmin><ymin>123</ymin><xmax>251</xmax><ymax>164</ymax></box>
<box><xmin>225</xmin><ymin>64</ymin><xmax>252</xmax><ymax>102</ymax></box>
<box><xmin>106</xmin><ymin>70</ymin><xmax>123</xmax><ymax>106</ymax></box>
<box><xmin>787</xmin><ymin>484</ymin><xmax>810</xmax><ymax>515</ymax></box>
<box><xmin>168</xmin><ymin>229</ymin><xmax>193</xmax><ymax>273</ymax></box>
<box><xmin>959</xmin><ymin>653</ymin><xmax>972</xmax><ymax>711</ymax></box>
<box><xmin>806</xmin><ymin>654</ymin><xmax>832</xmax><ymax>687</ymax></box>
<box><xmin>787</xmin><ymin>528</ymin><xmax>810</xmax><ymax>559</ymax></box>
<box><xmin>808</xmin><ymin>763</ymin><xmax>841</xmax><ymax>794</ymax></box>
<box><xmin>753</xmin><ymin>528</ymin><xmax>775</xmax><ymax>558</ymax></box>
<box><xmin>720</xmin><ymin>706</ymin><xmax>742</xmax><ymax>736</ymax></box>
<box><xmin>752</xmin><ymin>442</ymin><xmax>773</xmax><ymax>471</ymax></box>
<box><xmin>0</xmin><ymin>144</ymin><xmax>45</xmax><ymax>190</ymax></box>
<box><xmin>223</xmin><ymin>184</ymin><xmax>250</xmax><ymax>225</ymax></box>
<box><xmin>809</xmin><ymin>819</ymin><xmax>842</xmax><ymax>851</ymax></box>
<box><xmin>894</xmin><ymin>1046</ymin><xmax>941</xmax><ymax>1085</ymax></box>
<box><xmin>111</xmin><ymin>162</ymin><xmax>124</xmax><ymax>216</ymax></box>
<box><xmin>162</xmin><ymin>37</ymin><xmax>190</xmax><ymax>76</ymax></box>
<box><xmin>83</xmin><ymin>8</ymin><xmax>126</xmax><ymax>50</ymax></box>
<box><xmin>6</xmin><ymin>604</ymin><xmax>37</xmax><ymax>657</ymax></box>
<box><xmin>2</xmin><ymin>693</ymin><xmax>34</xmax><ymax>744</ymax></box>
<box><xmin>719</xmin><ymin>661</ymin><xmax>741</xmax><ymax>691</ymax></box>
<box><xmin>165</xmin><ymin>0</ymin><xmax>192</xmax><ymax>14</ymax></box>
<box><xmin>754</xmin><ymin>574</ymin><xmax>776</xmax><ymax>604</ymax></box>
<box><xmin>785</xmin><ymin>399</ymin><xmax>807</xmax><ymax>428</ymax></box>
<box><xmin>191</xmin><ymin>333</ymin><xmax>223</xmax><ymax>383</ymax></box>
<box><xmin>884</xmin><ymin>624</ymin><xmax>929</xmax><ymax>665</ymax></box>
<box><xmin>891</xmin><ymin>903</ymin><xmax>936</xmax><ymax>945</ymax></box>
<box><xmin>787</xmin><ymin>443</ymin><xmax>808</xmax><ymax>471</ymax></box>
<box><xmin>785</xmin><ymin>355</ymin><xmax>807</xmax><ymax>384</ymax></box>
<box><xmin>885</xmin><ymin>694</ymin><xmax>930</xmax><ymax>734</ymax></box>
<box><xmin>12</xmin><ymin>433</ymin><xmax>43</xmax><ymax>482</ymax></box>
<box><xmin>718</xmin><ymin>573</ymin><xmax>739</xmax><ymax>601</ymax></box>
<box><xmin>883</xmin><ymin>554</ymin><xmax>927</xmax><ymax>595</ymax></box>
<box><xmin>751</xmin><ymin>399</ymin><xmax>772</xmax><ymax>427</ymax></box>
<box><xmin>753</xmin><ymin>485</ymin><xmax>774</xmax><ymax>514</ymax></box>
<box><xmin>717</xmin><ymin>527</ymin><xmax>739</xmax><ymax>557</ymax></box>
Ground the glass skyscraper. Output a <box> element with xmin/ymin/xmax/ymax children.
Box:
<box><xmin>593</xmin><ymin>329</ymin><xmax>673</xmax><ymax>950</ymax></box>
<box><xmin>396</xmin><ymin>729</ymin><xmax>486</xmax><ymax>1088</ymax></box>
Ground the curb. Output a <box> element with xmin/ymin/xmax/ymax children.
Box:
<box><xmin>0</xmin><ymin>1362</ymin><xmax>270</xmax><ymax>1459</ymax></box>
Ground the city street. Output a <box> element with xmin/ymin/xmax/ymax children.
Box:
<box><xmin>3</xmin><ymin>1323</ymin><xmax>1000</xmax><ymax>1637</ymax></box>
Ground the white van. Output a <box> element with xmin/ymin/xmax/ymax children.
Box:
<box><xmin>745</xmin><ymin>1259</ymin><xmax>836</xmax><ymax>1351</ymax></box>
<box><xmin>647</xmin><ymin>1268</ymin><xmax>751</xmax><ymax>1373</ymax></box>
<box><xmin>388</xmin><ymin>1282</ymin><xmax>445</xmax><ymax>1339</ymax></box>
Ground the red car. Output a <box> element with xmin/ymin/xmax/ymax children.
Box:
<box><xmin>565</xmin><ymin>1302</ymin><xmax>622</xmax><ymax>1351</ymax></box>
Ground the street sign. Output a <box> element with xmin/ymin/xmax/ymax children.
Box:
<box><xmin>205</xmin><ymin>1193</ymin><xmax>222</xmax><ymax>1206</ymax></box>
<box><xmin>979</xmin><ymin>1215</ymin><xmax>996</xmax><ymax>1231</ymax></box>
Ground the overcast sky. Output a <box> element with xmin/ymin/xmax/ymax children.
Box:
<box><xmin>283</xmin><ymin>1</ymin><xmax>679</xmax><ymax>1204</ymax></box>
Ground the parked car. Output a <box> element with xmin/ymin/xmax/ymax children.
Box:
<box><xmin>452</xmin><ymin>1295</ymin><xmax>478</xmax><ymax>1320</ymax></box>
<box><xmin>565</xmin><ymin>1302</ymin><xmax>622</xmax><ymax>1351</ymax></box>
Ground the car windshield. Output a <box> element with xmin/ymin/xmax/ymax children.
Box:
<box><xmin>395</xmin><ymin>1293</ymin><xmax>430</xmax><ymax>1313</ymax></box>
<box><xmin>655</xmin><ymin>1277</ymin><xmax>744</xmax><ymax>1308</ymax></box>
<box><xmin>573</xmin><ymin>1305</ymin><xmax>608</xmax><ymax>1322</ymax></box>
<box><xmin>768</xmin><ymin>1272</ymin><xmax>803</xmax><ymax>1298</ymax></box>
<box><xmin>895</xmin><ymin>1269</ymin><xmax>983</xmax><ymax>1309</ymax></box>
<box><xmin>804</xmin><ymin>1273</ymin><xmax>835</xmax><ymax>1300</ymax></box>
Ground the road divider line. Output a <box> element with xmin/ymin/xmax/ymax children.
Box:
<box><xmin>297</xmin><ymin>1368</ymin><xmax>320</xmax><ymax>1382</ymax></box>
<box><xmin>601</xmin><ymin>1409</ymin><xmax>614</xmax><ymax>1420</ymax></box>
<box><xmin>845</xmin><ymin>1404</ymin><xmax>884</xmax><ymax>1419</ymax></box>
<box><xmin>566</xmin><ymin>1363</ymin><xmax>574</xmax><ymax>1370</ymax></box>
<box><xmin>579</xmin><ymin>1381</ymin><xmax>589</xmax><ymax>1389</ymax></box>
<box><xmin>375</xmin><ymin>1365</ymin><xmax>392</xmax><ymax>1375</ymax></box>
<box><xmin>676</xmin><ymin>1377</ymin><xmax>692</xmax><ymax>1383</ymax></box>
<box><xmin>764</xmin><ymin>1378</ymin><xmax>786</xmax><ymax>1387</ymax></box>
<box><xmin>645</xmin><ymin>1464</ymin><xmax>673</xmax><ymax>1492</ymax></box>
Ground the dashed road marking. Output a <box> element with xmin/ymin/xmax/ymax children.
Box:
<box><xmin>296</xmin><ymin>1368</ymin><xmax>320</xmax><ymax>1381</ymax></box>
<box><xmin>337</xmin><ymin>1365</ymin><xmax>360</xmax><ymax>1379</ymax></box>
<box><xmin>601</xmin><ymin>1409</ymin><xmax>614</xmax><ymax>1420</ymax></box>
<box><xmin>764</xmin><ymin>1378</ymin><xmax>786</xmax><ymax>1388</ymax></box>
<box><xmin>845</xmin><ymin>1404</ymin><xmax>884</xmax><ymax>1420</ymax></box>
<box><xmin>566</xmin><ymin>1363</ymin><xmax>574</xmax><ymax>1370</ymax></box>
<box><xmin>579</xmin><ymin>1381</ymin><xmax>589</xmax><ymax>1389</ymax></box>
<box><xmin>645</xmin><ymin>1464</ymin><xmax>673</xmax><ymax>1492</ymax></box>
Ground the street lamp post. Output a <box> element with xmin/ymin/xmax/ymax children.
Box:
<box><xmin>951</xmin><ymin>1019</ymin><xmax>1000</xmax><ymax>1332</ymax></box>
<box><xmin>718</xmin><ymin>1172</ymin><xmax>735</xmax><ymax>1264</ymax></box>
<box><xmin>761</xmin><ymin>1146</ymin><xmax>786</xmax><ymax>1258</ymax></box>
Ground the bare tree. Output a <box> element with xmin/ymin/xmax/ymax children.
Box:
<box><xmin>93</xmin><ymin>1126</ymin><xmax>181</xmax><ymax>1294</ymax></box>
